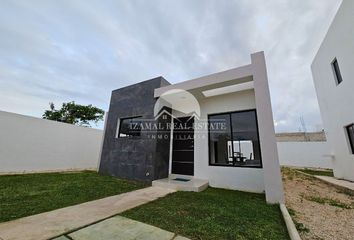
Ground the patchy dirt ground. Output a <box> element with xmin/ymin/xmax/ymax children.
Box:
<box><xmin>282</xmin><ymin>168</ymin><xmax>354</xmax><ymax>240</ymax></box>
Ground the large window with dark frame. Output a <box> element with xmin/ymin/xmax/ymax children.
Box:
<box><xmin>208</xmin><ymin>110</ymin><xmax>262</xmax><ymax>168</ymax></box>
<box><xmin>118</xmin><ymin>116</ymin><xmax>142</xmax><ymax>138</ymax></box>
<box><xmin>346</xmin><ymin>124</ymin><xmax>354</xmax><ymax>154</ymax></box>
<box><xmin>331</xmin><ymin>58</ymin><xmax>343</xmax><ymax>85</ymax></box>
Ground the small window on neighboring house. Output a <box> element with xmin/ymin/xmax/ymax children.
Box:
<box><xmin>346</xmin><ymin>124</ymin><xmax>354</xmax><ymax>154</ymax></box>
<box><xmin>118</xmin><ymin>116</ymin><xmax>142</xmax><ymax>138</ymax></box>
<box><xmin>332</xmin><ymin>58</ymin><xmax>343</xmax><ymax>85</ymax></box>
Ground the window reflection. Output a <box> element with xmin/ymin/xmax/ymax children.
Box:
<box><xmin>118</xmin><ymin>116</ymin><xmax>142</xmax><ymax>138</ymax></box>
<box><xmin>209</xmin><ymin>110</ymin><xmax>262</xmax><ymax>167</ymax></box>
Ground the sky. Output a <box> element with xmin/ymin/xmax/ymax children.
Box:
<box><xmin>0</xmin><ymin>0</ymin><xmax>342</xmax><ymax>131</ymax></box>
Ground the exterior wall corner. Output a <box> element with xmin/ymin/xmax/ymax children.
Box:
<box><xmin>251</xmin><ymin>52</ymin><xmax>284</xmax><ymax>203</ymax></box>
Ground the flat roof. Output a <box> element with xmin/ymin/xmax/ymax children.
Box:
<box><xmin>154</xmin><ymin>64</ymin><xmax>254</xmax><ymax>99</ymax></box>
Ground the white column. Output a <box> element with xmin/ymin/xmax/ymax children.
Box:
<box><xmin>251</xmin><ymin>51</ymin><xmax>284</xmax><ymax>203</ymax></box>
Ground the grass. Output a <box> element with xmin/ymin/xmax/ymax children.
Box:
<box><xmin>287</xmin><ymin>207</ymin><xmax>296</xmax><ymax>216</ymax></box>
<box><xmin>297</xmin><ymin>169</ymin><xmax>334</xmax><ymax>177</ymax></box>
<box><xmin>121</xmin><ymin>188</ymin><xmax>290</xmax><ymax>240</ymax></box>
<box><xmin>303</xmin><ymin>195</ymin><xmax>353</xmax><ymax>209</ymax></box>
<box><xmin>286</xmin><ymin>208</ymin><xmax>310</xmax><ymax>233</ymax></box>
<box><xmin>337</xmin><ymin>188</ymin><xmax>354</xmax><ymax>196</ymax></box>
<box><xmin>294</xmin><ymin>221</ymin><xmax>310</xmax><ymax>233</ymax></box>
<box><xmin>0</xmin><ymin>171</ymin><xmax>146</xmax><ymax>223</ymax></box>
<box><xmin>282</xmin><ymin>167</ymin><xmax>310</xmax><ymax>181</ymax></box>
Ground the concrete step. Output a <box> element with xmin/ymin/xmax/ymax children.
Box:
<box><xmin>152</xmin><ymin>176</ymin><xmax>208</xmax><ymax>192</ymax></box>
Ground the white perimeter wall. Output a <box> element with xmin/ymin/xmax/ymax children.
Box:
<box><xmin>0</xmin><ymin>111</ymin><xmax>103</xmax><ymax>174</ymax></box>
<box><xmin>311</xmin><ymin>0</ymin><xmax>354</xmax><ymax>181</ymax></box>
<box><xmin>277</xmin><ymin>141</ymin><xmax>333</xmax><ymax>169</ymax></box>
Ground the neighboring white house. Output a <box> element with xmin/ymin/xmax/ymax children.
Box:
<box><xmin>311</xmin><ymin>0</ymin><xmax>354</xmax><ymax>181</ymax></box>
<box><xmin>99</xmin><ymin>51</ymin><xmax>284</xmax><ymax>203</ymax></box>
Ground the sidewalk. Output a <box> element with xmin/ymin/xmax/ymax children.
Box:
<box><xmin>0</xmin><ymin>186</ymin><xmax>175</xmax><ymax>240</ymax></box>
<box><xmin>53</xmin><ymin>215</ymin><xmax>189</xmax><ymax>240</ymax></box>
<box><xmin>315</xmin><ymin>175</ymin><xmax>354</xmax><ymax>194</ymax></box>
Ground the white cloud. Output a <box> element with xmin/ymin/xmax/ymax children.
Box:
<box><xmin>0</xmin><ymin>0</ymin><xmax>342</xmax><ymax>131</ymax></box>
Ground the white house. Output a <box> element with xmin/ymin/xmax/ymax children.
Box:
<box><xmin>99</xmin><ymin>51</ymin><xmax>284</xmax><ymax>203</ymax></box>
<box><xmin>311</xmin><ymin>0</ymin><xmax>354</xmax><ymax>181</ymax></box>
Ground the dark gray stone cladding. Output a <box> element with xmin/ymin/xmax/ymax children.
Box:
<box><xmin>98</xmin><ymin>77</ymin><xmax>172</xmax><ymax>182</ymax></box>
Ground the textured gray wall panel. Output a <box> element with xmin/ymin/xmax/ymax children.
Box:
<box><xmin>99</xmin><ymin>77</ymin><xmax>171</xmax><ymax>182</ymax></box>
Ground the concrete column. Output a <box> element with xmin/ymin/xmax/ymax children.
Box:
<box><xmin>251</xmin><ymin>51</ymin><xmax>284</xmax><ymax>203</ymax></box>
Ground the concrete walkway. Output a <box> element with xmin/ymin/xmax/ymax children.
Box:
<box><xmin>53</xmin><ymin>216</ymin><xmax>189</xmax><ymax>240</ymax></box>
<box><xmin>315</xmin><ymin>175</ymin><xmax>354</xmax><ymax>193</ymax></box>
<box><xmin>0</xmin><ymin>186</ymin><xmax>176</xmax><ymax>240</ymax></box>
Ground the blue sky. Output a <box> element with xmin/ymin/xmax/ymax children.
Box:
<box><xmin>0</xmin><ymin>0</ymin><xmax>342</xmax><ymax>131</ymax></box>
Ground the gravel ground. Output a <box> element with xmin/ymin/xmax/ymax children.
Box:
<box><xmin>282</xmin><ymin>168</ymin><xmax>354</xmax><ymax>240</ymax></box>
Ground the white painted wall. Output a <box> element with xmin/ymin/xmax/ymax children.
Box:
<box><xmin>277</xmin><ymin>142</ymin><xmax>333</xmax><ymax>169</ymax></box>
<box><xmin>162</xmin><ymin>52</ymin><xmax>283</xmax><ymax>203</ymax></box>
<box><xmin>251</xmin><ymin>52</ymin><xmax>284</xmax><ymax>203</ymax></box>
<box><xmin>311</xmin><ymin>0</ymin><xmax>354</xmax><ymax>181</ymax></box>
<box><xmin>195</xmin><ymin>89</ymin><xmax>266</xmax><ymax>193</ymax></box>
<box><xmin>0</xmin><ymin>111</ymin><xmax>103</xmax><ymax>174</ymax></box>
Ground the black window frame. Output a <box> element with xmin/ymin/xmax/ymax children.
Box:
<box><xmin>331</xmin><ymin>58</ymin><xmax>343</xmax><ymax>85</ymax></box>
<box><xmin>117</xmin><ymin>116</ymin><xmax>142</xmax><ymax>138</ymax></box>
<box><xmin>208</xmin><ymin>109</ymin><xmax>263</xmax><ymax>168</ymax></box>
<box><xmin>345</xmin><ymin>123</ymin><xmax>354</xmax><ymax>154</ymax></box>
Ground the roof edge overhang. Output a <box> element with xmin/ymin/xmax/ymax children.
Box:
<box><xmin>154</xmin><ymin>63</ymin><xmax>253</xmax><ymax>98</ymax></box>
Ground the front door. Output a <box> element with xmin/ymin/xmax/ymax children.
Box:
<box><xmin>172</xmin><ymin>117</ymin><xmax>194</xmax><ymax>175</ymax></box>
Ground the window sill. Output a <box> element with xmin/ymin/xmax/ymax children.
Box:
<box><xmin>208</xmin><ymin>163</ymin><xmax>263</xmax><ymax>169</ymax></box>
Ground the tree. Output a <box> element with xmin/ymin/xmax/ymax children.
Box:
<box><xmin>43</xmin><ymin>101</ymin><xmax>105</xmax><ymax>127</ymax></box>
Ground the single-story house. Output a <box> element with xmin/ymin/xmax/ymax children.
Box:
<box><xmin>99</xmin><ymin>51</ymin><xmax>284</xmax><ymax>203</ymax></box>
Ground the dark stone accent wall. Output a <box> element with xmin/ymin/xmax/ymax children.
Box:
<box><xmin>99</xmin><ymin>77</ymin><xmax>172</xmax><ymax>182</ymax></box>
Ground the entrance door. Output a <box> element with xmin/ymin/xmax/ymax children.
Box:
<box><xmin>172</xmin><ymin>117</ymin><xmax>194</xmax><ymax>175</ymax></box>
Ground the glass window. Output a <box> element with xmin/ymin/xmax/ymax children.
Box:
<box><xmin>231</xmin><ymin>111</ymin><xmax>261</xmax><ymax>167</ymax></box>
<box><xmin>118</xmin><ymin>116</ymin><xmax>142</xmax><ymax>138</ymax></box>
<box><xmin>209</xmin><ymin>110</ymin><xmax>262</xmax><ymax>168</ymax></box>
<box><xmin>332</xmin><ymin>58</ymin><xmax>343</xmax><ymax>85</ymax></box>
<box><xmin>346</xmin><ymin>124</ymin><xmax>354</xmax><ymax>154</ymax></box>
<box><xmin>209</xmin><ymin>114</ymin><xmax>231</xmax><ymax>165</ymax></box>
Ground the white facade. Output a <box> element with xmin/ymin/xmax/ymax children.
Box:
<box><xmin>311</xmin><ymin>0</ymin><xmax>354</xmax><ymax>181</ymax></box>
<box><xmin>0</xmin><ymin>110</ymin><xmax>103</xmax><ymax>174</ymax></box>
<box><xmin>195</xmin><ymin>90</ymin><xmax>265</xmax><ymax>193</ymax></box>
<box><xmin>156</xmin><ymin>52</ymin><xmax>284</xmax><ymax>203</ymax></box>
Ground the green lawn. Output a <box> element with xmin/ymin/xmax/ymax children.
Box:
<box><xmin>121</xmin><ymin>188</ymin><xmax>289</xmax><ymax>240</ymax></box>
<box><xmin>298</xmin><ymin>168</ymin><xmax>334</xmax><ymax>177</ymax></box>
<box><xmin>0</xmin><ymin>171</ymin><xmax>146</xmax><ymax>223</ymax></box>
